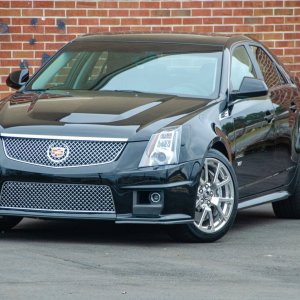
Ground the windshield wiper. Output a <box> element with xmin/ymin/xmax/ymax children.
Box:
<box><xmin>100</xmin><ymin>89</ymin><xmax>145</xmax><ymax>94</ymax></box>
<box><xmin>25</xmin><ymin>88</ymin><xmax>53</xmax><ymax>92</ymax></box>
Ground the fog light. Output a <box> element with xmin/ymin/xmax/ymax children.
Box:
<box><xmin>149</xmin><ymin>192</ymin><xmax>161</xmax><ymax>203</ymax></box>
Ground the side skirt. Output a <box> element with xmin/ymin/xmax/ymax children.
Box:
<box><xmin>238</xmin><ymin>191</ymin><xmax>290</xmax><ymax>210</ymax></box>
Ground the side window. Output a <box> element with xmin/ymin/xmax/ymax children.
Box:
<box><xmin>275</xmin><ymin>66</ymin><xmax>287</xmax><ymax>85</ymax></box>
<box><xmin>251</xmin><ymin>46</ymin><xmax>285</xmax><ymax>89</ymax></box>
<box><xmin>231</xmin><ymin>46</ymin><xmax>256</xmax><ymax>91</ymax></box>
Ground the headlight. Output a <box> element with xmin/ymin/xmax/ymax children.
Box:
<box><xmin>139</xmin><ymin>126</ymin><xmax>182</xmax><ymax>167</ymax></box>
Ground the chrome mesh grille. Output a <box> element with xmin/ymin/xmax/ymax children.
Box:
<box><xmin>2</xmin><ymin>136</ymin><xmax>126</xmax><ymax>167</ymax></box>
<box><xmin>0</xmin><ymin>181</ymin><xmax>115</xmax><ymax>213</ymax></box>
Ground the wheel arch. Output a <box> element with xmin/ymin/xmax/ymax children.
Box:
<box><xmin>211</xmin><ymin>141</ymin><xmax>230</xmax><ymax>161</ymax></box>
<box><xmin>209</xmin><ymin>126</ymin><xmax>233</xmax><ymax>163</ymax></box>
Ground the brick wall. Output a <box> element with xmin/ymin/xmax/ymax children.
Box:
<box><xmin>0</xmin><ymin>0</ymin><xmax>299</xmax><ymax>98</ymax></box>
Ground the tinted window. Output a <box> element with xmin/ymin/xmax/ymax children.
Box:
<box><xmin>102</xmin><ymin>53</ymin><xmax>220</xmax><ymax>98</ymax></box>
<box><xmin>231</xmin><ymin>46</ymin><xmax>256</xmax><ymax>91</ymax></box>
<box><xmin>251</xmin><ymin>46</ymin><xmax>285</xmax><ymax>89</ymax></box>
<box><xmin>28</xmin><ymin>42</ymin><xmax>223</xmax><ymax>99</ymax></box>
<box><xmin>40</xmin><ymin>52</ymin><xmax>82</xmax><ymax>88</ymax></box>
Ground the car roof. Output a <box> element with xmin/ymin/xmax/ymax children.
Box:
<box><xmin>75</xmin><ymin>33</ymin><xmax>252</xmax><ymax>49</ymax></box>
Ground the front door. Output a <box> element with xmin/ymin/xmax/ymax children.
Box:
<box><xmin>230</xmin><ymin>45</ymin><xmax>277</xmax><ymax>199</ymax></box>
<box><xmin>250</xmin><ymin>45</ymin><xmax>299</xmax><ymax>187</ymax></box>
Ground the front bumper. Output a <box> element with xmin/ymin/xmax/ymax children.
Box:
<box><xmin>0</xmin><ymin>155</ymin><xmax>202</xmax><ymax>224</ymax></box>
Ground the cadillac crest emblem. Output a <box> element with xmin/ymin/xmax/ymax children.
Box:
<box><xmin>47</xmin><ymin>143</ymin><xmax>69</xmax><ymax>163</ymax></box>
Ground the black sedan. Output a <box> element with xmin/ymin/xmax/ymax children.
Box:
<box><xmin>1</xmin><ymin>33</ymin><xmax>300</xmax><ymax>242</ymax></box>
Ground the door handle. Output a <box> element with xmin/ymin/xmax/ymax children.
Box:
<box><xmin>264</xmin><ymin>111</ymin><xmax>274</xmax><ymax>123</ymax></box>
<box><xmin>290</xmin><ymin>102</ymin><xmax>297</xmax><ymax>113</ymax></box>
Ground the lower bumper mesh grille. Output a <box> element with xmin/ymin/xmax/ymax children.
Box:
<box><xmin>0</xmin><ymin>181</ymin><xmax>115</xmax><ymax>213</ymax></box>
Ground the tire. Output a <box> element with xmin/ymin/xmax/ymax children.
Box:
<box><xmin>168</xmin><ymin>149</ymin><xmax>238</xmax><ymax>243</ymax></box>
<box><xmin>272</xmin><ymin>180</ymin><xmax>300</xmax><ymax>219</ymax></box>
<box><xmin>0</xmin><ymin>216</ymin><xmax>23</xmax><ymax>231</ymax></box>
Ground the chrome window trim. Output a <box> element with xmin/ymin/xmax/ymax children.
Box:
<box><xmin>0</xmin><ymin>133</ymin><xmax>128</xmax><ymax>142</ymax></box>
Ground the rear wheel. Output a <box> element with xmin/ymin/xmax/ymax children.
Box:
<box><xmin>168</xmin><ymin>149</ymin><xmax>238</xmax><ymax>243</ymax></box>
<box><xmin>0</xmin><ymin>216</ymin><xmax>23</xmax><ymax>231</ymax></box>
<box><xmin>272</xmin><ymin>180</ymin><xmax>300</xmax><ymax>218</ymax></box>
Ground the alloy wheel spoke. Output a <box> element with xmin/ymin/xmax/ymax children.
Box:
<box><xmin>207</xmin><ymin>209</ymin><xmax>215</xmax><ymax>232</ymax></box>
<box><xmin>204</xmin><ymin>160</ymin><xmax>209</xmax><ymax>183</ymax></box>
<box><xmin>216</xmin><ymin>177</ymin><xmax>230</xmax><ymax>188</ymax></box>
<box><xmin>216</xmin><ymin>205</ymin><xmax>228</xmax><ymax>221</ymax></box>
<box><xmin>219</xmin><ymin>197</ymin><xmax>234</xmax><ymax>204</ymax></box>
<box><xmin>198</xmin><ymin>207</ymin><xmax>208</xmax><ymax>228</ymax></box>
<box><xmin>196</xmin><ymin>198</ymin><xmax>201</xmax><ymax>209</ymax></box>
<box><xmin>213</xmin><ymin>162</ymin><xmax>220</xmax><ymax>184</ymax></box>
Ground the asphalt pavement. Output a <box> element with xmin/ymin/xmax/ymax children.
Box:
<box><xmin>1</xmin><ymin>204</ymin><xmax>300</xmax><ymax>300</ymax></box>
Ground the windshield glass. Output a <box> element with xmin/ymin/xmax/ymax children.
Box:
<box><xmin>27</xmin><ymin>41</ymin><xmax>223</xmax><ymax>99</ymax></box>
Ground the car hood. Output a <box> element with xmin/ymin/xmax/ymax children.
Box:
<box><xmin>0</xmin><ymin>90</ymin><xmax>209</xmax><ymax>141</ymax></box>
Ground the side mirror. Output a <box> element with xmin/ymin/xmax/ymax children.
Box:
<box><xmin>6</xmin><ymin>69</ymin><xmax>29</xmax><ymax>90</ymax></box>
<box><xmin>231</xmin><ymin>77</ymin><xmax>268</xmax><ymax>101</ymax></box>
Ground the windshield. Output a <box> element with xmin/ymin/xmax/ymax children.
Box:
<box><xmin>27</xmin><ymin>41</ymin><xmax>223</xmax><ymax>99</ymax></box>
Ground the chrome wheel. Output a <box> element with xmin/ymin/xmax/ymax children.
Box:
<box><xmin>194</xmin><ymin>157</ymin><xmax>235</xmax><ymax>234</ymax></box>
